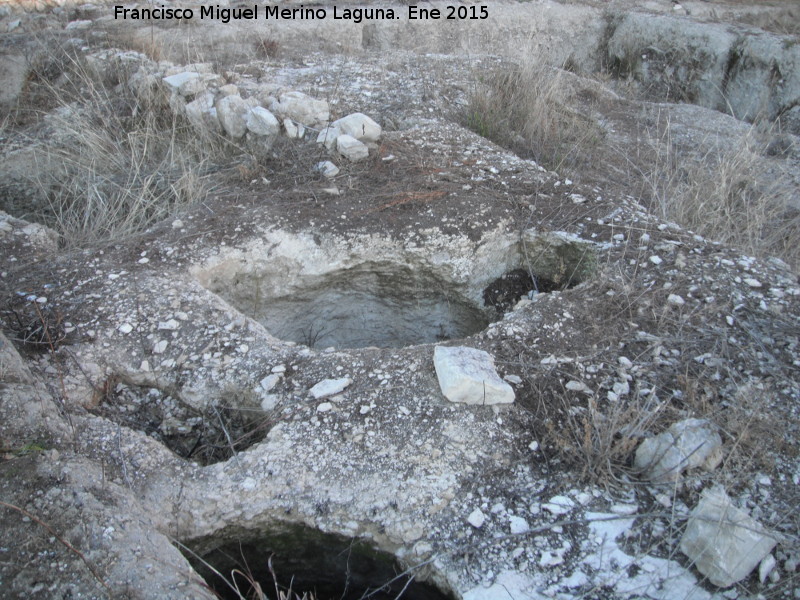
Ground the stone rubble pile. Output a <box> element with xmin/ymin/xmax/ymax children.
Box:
<box><xmin>631</xmin><ymin>417</ymin><xmax>780</xmax><ymax>587</ymax></box>
<box><xmin>126</xmin><ymin>59</ymin><xmax>382</xmax><ymax>164</ymax></box>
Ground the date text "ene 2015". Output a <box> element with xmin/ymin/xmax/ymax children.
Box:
<box><xmin>408</xmin><ymin>5</ymin><xmax>488</xmax><ymax>20</ymax></box>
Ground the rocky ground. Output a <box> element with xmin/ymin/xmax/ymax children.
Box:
<box><xmin>1</xmin><ymin>1</ymin><xmax>799</xmax><ymax>599</ymax></box>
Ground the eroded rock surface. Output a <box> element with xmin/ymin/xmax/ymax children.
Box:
<box><xmin>1</xmin><ymin>2</ymin><xmax>799</xmax><ymax>599</ymax></box>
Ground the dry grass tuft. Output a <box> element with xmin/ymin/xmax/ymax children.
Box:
<box><xmin>112</xmin><ymin>30</ymin><xmax>167</xmax><ymax>62</ymax></box>
<box><xmin>254</xmin><ymin>37</ymin><xmax>280</xmax><ymax>59</ymax></box>
<box><xmin>735</xmin><ymin>7</ymin><xmax>800</xmax><ymax>37</ymax></box>
<box><xmin>14</xmin><ymin>43</ymin><xmax>231</xmax><ymax>247</ymax></box>
<box><xmin>679</xmin><ymin>374</ymin><xmax>797</xmax><ymax>477</ymax></box>
<box><xmin>463</xmin><ymin>61</ymin><xmax>601</xmax><ymax>171</ymax></box>
<box><xmin>541</xmin><ymin>387</ymin><xmax>667</xmax><ymax>487</ymax></box>
<box><xmin>643</xmin><ymin>126</ymin><xmax>800</xmax><ymax>269</ymax></box>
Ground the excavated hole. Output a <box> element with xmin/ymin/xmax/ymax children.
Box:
<box><xmin>91</xmin><ymin>380</ymin><xmax>268</xmax><ymax>465</ymax></box>
<box><xmin>196</xmin><ymin>232</ymin><xmax>597</xmax><ymax>350</ymax></box>
<box><xmin>184</xmin><ymin>524</ymin><xmax>454</xmax><ymax>600</ymax></box>
<box><xmin>224</xmin><ymin>262</ymin><xmax>490</xmax><ymax>350</ymax></box>
<box><xmin>482</xmin><ymin>268</ymin><xmax>570</xmax><ymax>315</ymax></box>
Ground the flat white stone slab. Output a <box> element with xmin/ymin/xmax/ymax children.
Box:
<box><xmin>273</xmin><ymin>91</ymin><xmax>330</xmax><ymax>126</ymax></box>
<box><xmin>680</xmin><ymin>486</ymin><xmax>779</xmax><ymax>587</ymax></box>
<box><xmin>336</xmin><ymin>134</ymin><xmax>369</xmax><ymax>161</ymax></box>
<box><xmin>332</xmin><ymin>112</ymin><xmax>382</xmax><ymax>142</ymax></box>
<box><xmin>314</xmin><ymin>160</ymin><xmax>339</xmax><ymax>178</ymax></box>
<box><xmin>162</xmin><ymin>71</ymin><xmax>200</xmax><ymax>93</ymax></box>
<box><xmin>316</xmin><ymin>125</ymin><xmax>341</xmax><ymax>149</ymax></box>
<box><xmin>246</xmin><ymin>107</ymin><xmax>280</xmax><ymax>137</ymax></box>
<box><xmin>634</xmin><ymin>418</ymin><xmax>722</xmax><ymax>483</ymax></box>
<box><xmin>309</xmin><ymin>377</ymin><xmax>352</xmax><ymax>399</ymax></box>
<box><xmin>433</xmin><ymin>346</ymin><xmax>514</xmax><ymax>405</ymax></box>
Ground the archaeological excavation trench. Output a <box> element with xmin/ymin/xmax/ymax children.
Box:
<box><xmin>3</xmin><ymin>4</ymin><xmax>798</xmax><ymax>598</ymax></box>
<box><xmin>192</xmin><ymin>229</ymin><xmax>596</xmax><ymax>351</ymax></box>
<box><xmin>90</xmin><ymin>379</ymin><xmax>269</xmax><ymax>465</ymax></box>
<box><xmin>173</xmin><ymin>229</ymin><xmax>601</xmax><ymax>599</ymax></box>
<box><xmin>235</xmin><ymin>261</ymin><xmax>491</xmax><ymax>349</ymax></box>
<box><xmin>185</xmin><ymin>525</ymin><xmax>454</xmax><ymax>600</ymax></box>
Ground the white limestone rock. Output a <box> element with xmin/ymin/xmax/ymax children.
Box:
<box><xmin>332</xmin><ymin>112</ymin><xmax>382</xmax><ymax>142</ymax></box>
<box><xmin>566</xmin><ymin>380</ymin><xmax>589</xmax><ymax>392</ymax></box>
<box><xmin>260</xmin><ymin>394</ymin><xmax>279</xmax><ymax>411</ymax></box>
<box><xmin>246</xmin><ymin>107</ymin><xmax>280</xmax><ymax>137</ymax></box>
<box><xmin>185</xmin><ymin>90</ymin><xmax>213</xmax><ymax>114</ymax></box>
<box><xmin>14</xmin><ymin>220</ymin><xmax>58</xmax><ymax>252</ymax></box>
<box><xmin>680</xmin><ymin>486</ymin><xmax>779</xmax><ymax>587</ymax></box>
<box><xmin>309</xmin><ymin>377</ymin><xmax>352</xmax><ymax>399</ymax></box>
<box><xmin>283</xmin><ymin>118</ymin><xmax>305</xmax><ymax>139</ymax></box>
<box><xmin>162</xmin><ymin>71</ymin><xmax>212</xmax><ymax>97</ymax></box>
<box><xmin>433</xmin><ymin>346</ymin><xmax>514</xmax><ymax>405</ymax></box>
<box><xmin>259</xmin><ymin>374</ymin><xmax>281</xmax><ymax>392</ymax></box>
<box><xmin>467</xmin><ymin>508</ymin><xmax>486</xmax><ymax>528</ymax></box>
<box><xmin>272</xmin><ymin>91</ymin><xmax>329</xmax><ymax>126</ymax></box>
<box><xmin>317</xmin><ymin>125</ymin><xmax>342</xmax><ymax>150</ymax></box>
<box><xmin>667</xmin><ymin>293</ymin><xmax>685</xmax><ymax>306</ymax></box>
<box><xmin>542</xmin><ymin>495</ymin><xmax>575</xmax><ymax>516</ymax></box>
<box><xmin>216</xmin><ymin>95</ymin><xmax>249</xmax><ymax>139</ymax></box>
<box><xmin>218</xmin><ymin>83</ymin><xmax>239</xmax><ymax>97</ymax></box>
<box><xmin>185</xmin><ymin>92</ymin><xmax>220</xmax><ymax>134</ymax></box>
<box><xmin>315</xmin><ymin>161</ymin><xmax>339</xmax><ymax>178</ymax></box>
<box><xmin>759</xmin><ymin>554</ymin><xmax>777</xmax><ymax>583</ymax></box>
<box><xmin>66</xmin><ymin>20</ymin><xmax>92</xmax><ymax>29</ymax></box>
<box><xmin>634</xmin><ymin>418</ymin><xmax>723</xmax><ymax>483</ymax></box>
<box><xmin>336</xmin><ymin>134</ymin><xmax>369</xmax><ymax>162</ymax></box>
<box><xmin>0</xmin><ymin>330</ymin><xmax>34</xmax><ymax>385</ymax></box>
<box><xmin>509</xmin><ymin>516</ymin><xmax>529</xmax><ymax>534</ymax></box>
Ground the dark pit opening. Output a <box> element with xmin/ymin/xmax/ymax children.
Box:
<box><xmin>184</xmin><ymin>525</ymin><xmax>453</xmax><ymax>600</ymax></box>
<box><xmin>91</xmin><ymin>380</ymin><xmax>268</xmax><ymax>465</ymax></box>
<box><xmin>0</xmin><ymin>293</ymin><xmax>71</xmax><ymax>356</ymax></box>
<box><xmin>482</xmin><ymin>268</ymin><xmax>569</xmax><ymax>314</ymax></box>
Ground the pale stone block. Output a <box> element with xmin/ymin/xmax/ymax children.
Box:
<box><xmin>433</xmin><ymin>346</ymin><xmax>514</xmax><ymax>405</ymax></box>
<box><xmin>332</xmin><ymin>112</ymin><xmax>382</xmax><ymax>142</ymax></box>
<box><xmin>336</xmin><ymin>134</ymin><xmax>369</xmax><ymax>162</ymax></box>
<box><xmin>680</xmin><ymin>486</ymin><xmax>779</xmax><ymax>587</ymax></box>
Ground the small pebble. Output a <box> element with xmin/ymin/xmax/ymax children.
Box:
<box><xmin>509</xmin><ymin>516</ymin><xmax>530</xmax><ymax>534</ymax></box>
<box><xmin>667</xmin><ymin>294</ymin><xmax>685</xmax><ymax>306</ymax></box>
<box><xmin>467</xmin><ymin>508</ymin><xmax>486</xmax><ymax>528</ymax></box>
